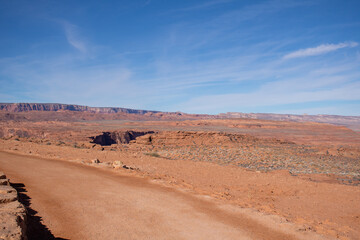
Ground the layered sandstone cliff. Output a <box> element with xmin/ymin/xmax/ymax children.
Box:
<box><xmin>0</xmin><ymin>103</ymin><xmax>159</xmax><ymax>114</ymax></box>
<box><xmin>1</xmin><ymin>102</ymin><xmax>359</xmax><ymax>131</ymax></box>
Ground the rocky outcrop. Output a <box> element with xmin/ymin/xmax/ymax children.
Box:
<box><xmin>0</xmin><ymin>128</ymin><xmax>30</xmax><ymax>139</ymax></box>
<box><xmin>0</xmin><ymin>103</ymin><xmax>160</xmax><ymax>114</ymax></box>
<box><xmin>0</xmin><ymin>172</ymin><xmax>27</xmax><ymax>240</ymax></box>
<box><xmin>134</xmin><ymin>131</ymin><xmax>262</xmax><ymax>146</ymax></box>
<box><xmin>134</xmin><ymin>131</ymin><xmax>296</xmax><ymax>147</ymax></box>
<box><xmin>90</xmin><ymin>131</ymin><xmax>155</xmax><ymax>145</ymax></box>
<box><xmin>91</xmin><ymin>130</ymin><xmax>291</xmax><ymax>147</ymax></box>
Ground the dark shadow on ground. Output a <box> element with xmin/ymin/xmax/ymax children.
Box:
<box><xmin>10</xmin><ymin>183</ymin><xmax>69</xmax><ymax>240</ymax></box>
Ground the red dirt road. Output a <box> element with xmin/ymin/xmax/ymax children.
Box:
<box><xmin>0</xmin><ymin>152</ymin><xmax>327</xmax><ymax>240</ymax></box>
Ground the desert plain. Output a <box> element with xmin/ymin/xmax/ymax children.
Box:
<box><xmin>0</xmin><ymin>103</ymin><xmax>360</xmax><ymax>240</ymax></box>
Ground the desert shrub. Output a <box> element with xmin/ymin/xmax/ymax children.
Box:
<box><xmin>144</xmin><ymin>152</ymin><xmax>161</xmax><ymax>158</ymax></box>
<box><xmin>56</xmin><ymin>141</ymin><xmax>65</xmax><ymax>146</ymax></box>
<box><xmin>73</xmin><ymin>143</ymin><xmax>81</xmax><ymax>148</ymax></box>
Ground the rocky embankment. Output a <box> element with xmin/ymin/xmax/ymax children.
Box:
<box><xmin>0</xmin><ymin>172</ymin><xmax>27</xmax><ymax>240</ymax></box>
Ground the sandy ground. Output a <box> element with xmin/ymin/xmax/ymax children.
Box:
<box><xmin>1</xmin><ymin>117</ymin><xmax>360</xmax><ymax>239</ymax></box>
<box><xmin>0</xmin><ymin>151</ymin><xmax>331</xmax><ymax>240</ymax></box>
<box><xmin>1</xmin><ymin>138</ymin><xmax>360</xmax><ymax>239</ymax></box>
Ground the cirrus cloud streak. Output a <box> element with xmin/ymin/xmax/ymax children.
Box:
<box><xmin>283</xmin><ymin>42</ymin><xmax>358</xmax><ymax>59</ymax></box>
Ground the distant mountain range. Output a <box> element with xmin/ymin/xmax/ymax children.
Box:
<box><xmin>0</xmin><ymin>102</ymin><xmax>160</xmax><ymax>114</ymax></box>
<box><xmin>219</xmin><ymin>112</ymin><xmax>360</xmax><ymax>131</ymax></box>
<box><xmin>1</xmin><ymin>102</ymin><xmax>359</xmax><ymax>131</ymax></box>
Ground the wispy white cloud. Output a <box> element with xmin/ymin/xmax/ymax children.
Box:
<box><xmin>276</xmin><ymin>104</ymin><xmax>360</xmax><ymax>116</ymax></box>
<box><xmin>204</xmin><ymin>0</ymin><xmax>315</xmax><ymax>29</ymax></box>
<box><xmin>63</xmin><ymin>22</ymin><xmax>87</xmax><ymax>53</ymax></box>
<box><xmin>283</xmin><ymin>42</ymin><xmax>358</xmax><ymax>59</ymax></box>
<box><xmin>144</xmin><ymin>0</ymin><xmax>151</xmax><ymax>6</ymax></box>
<box><xmin>155</xmin><ymin>42</ymin><xmax>360</xmax><ymax>114</ymax></box>
<box><xmin>2</xmin><ymin>1</ymin><xmax>359</xmax><ymax>115</ymax></box>
<box><xmin>0</xmin><ymin>52</ymin><xmax>138</xmax><ymax>107</ymax></box>
<box><xmin>173</xmin><ymin>0</ymin><xmax>233</xmax><ymax>12</ymax></box>
<box><xmin>176</xmin><ymin>81</ymin><xmax>360</xmax><ymax>113</ymax></box>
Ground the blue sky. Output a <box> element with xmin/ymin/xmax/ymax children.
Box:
<box><xmin>1</xmin><ymin>0</ymin><xmax>360</xmax><ymax>115</ymax></box>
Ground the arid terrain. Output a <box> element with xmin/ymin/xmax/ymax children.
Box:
<box><xmin>0</xmin><ymin>103</ymin><xmax>360</xmax><ymax>239</ymax></box>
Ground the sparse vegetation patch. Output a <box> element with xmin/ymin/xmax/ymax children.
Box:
<box><xmin>144</xmin><ymin>152</ymin><xmax>161</xmax><ymax>158</ymax></box>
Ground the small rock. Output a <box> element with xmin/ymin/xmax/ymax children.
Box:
<box><xmin>0</xmin><ymin>186</ymin><xmax>17</xmax><ymax>203</ymax></box>
<box><xmin>0</xmin><ymin>173</ymin><xmax>6</xmax><ymax>179</ymax></box>
<box><xmin>112</xmin><ymin>161</ymin><xmax>124</xmax><ymax>169</ymax></box>
<box><xmin>0</xmin><ymin>179</ymin><xmax>9</xmax><ymax>186</ymax></box>
<box><xmin>92</xmin><ymin>159</ymin><xmax>101</xmax><ymax>164</ymax></box>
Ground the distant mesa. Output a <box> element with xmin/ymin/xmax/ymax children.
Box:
<box><xmin>0</xmin><ymin>103</ymin><xmax>160</xmax><ymax>115</ymax></box>
<box><xmin>1</xmin><ymin>102</ymin><xmax>359</xmax><ymax>131</ymax></box>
